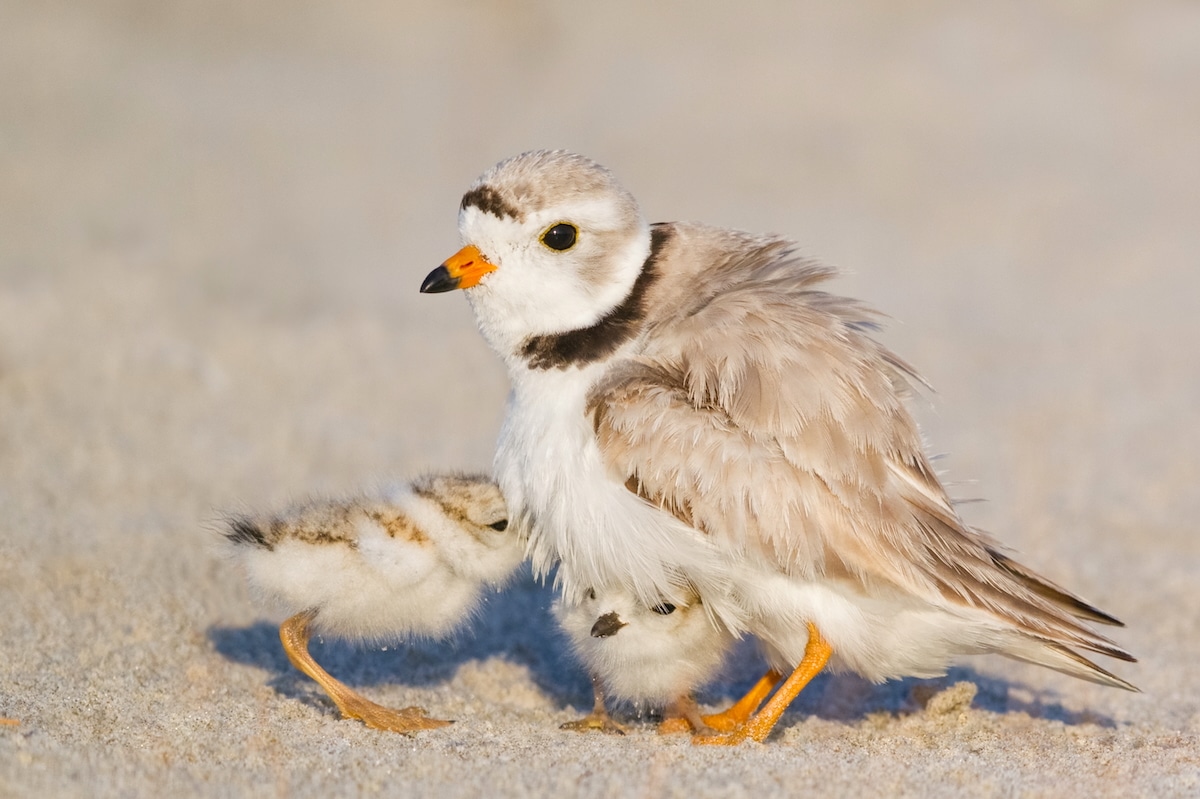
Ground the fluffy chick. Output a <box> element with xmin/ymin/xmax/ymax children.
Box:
<box><xmin>555</xmin><ymin>585</ymin><xmax>735</xmax><ymax>735</ymax></box>
<box><xmin>225</xmin><ymin>473</ymin><xmax>521</xmax><ymax>733</ymax></box>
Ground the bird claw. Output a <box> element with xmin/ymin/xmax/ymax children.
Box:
<box><xmin>334</xmin><ymin>694</ymin><xmax>454</xmax><ymax>734</ymax></box>
<box><xmin>659</xmin><ymin>695</ymin><xmax>718</xmax><ymax>735</ymax></box>
<box><xmin>278</xmin><ymin>612</ymin><xmax>453</xmax><ymax>735</ymax></box>
<box><xmin>560</xmin><ymin>712</ymin><xmax>628</xmax><ymax>735</ymax></box>
<box><xmin>692</xmin><ymin>726</ymin><xmax>753</xmax><ymax>746</ymax></box>
<box><xmin>657</xmin><ymin>716</ymin><xmax>703</xmax><ymax>735</ymax></box>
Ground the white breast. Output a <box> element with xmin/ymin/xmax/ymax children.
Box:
<box><xmin>496</xmin><ymin>365</ymin><xmax>741</xmax><ymax>625</ymax></box>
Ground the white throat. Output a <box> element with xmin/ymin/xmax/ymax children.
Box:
<box><xmin>463</xmin><ymin>217</ymin><xmax>652</xmax><ymax>367</ymax></box>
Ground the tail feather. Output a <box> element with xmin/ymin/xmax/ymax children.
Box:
<box><xmin>934</xmin><ymin>545</ymin><xmax>1136</xmax><ymax>665</ymax></box>
<box><xmin>989</xmin><ymin>549</ymin><xmax>1123</xmax><ymax>627</ymax></box>
<box><xmin>1003</xmin><ymin>637</ymin><xmax>1139</xmax><ymax>692</ymax></box>
<box><xmin>224</xmin><ymin>516</ymin><xmax>272</xmax><ymax>550</ymax></box>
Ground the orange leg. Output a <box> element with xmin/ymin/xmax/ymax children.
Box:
<box><xmin>694</xmin><ymin>622</ymin><xmax>831</xmax><ymax>746</ymax></box>
<box><xmin>701</xmin><ymin>669</ymin><xmax>783</xmax><ymax>732</ymax></box>
<box><xmin>658</xmin><ymin>694</ymin><xmax>710</xmax><ymax>735</ymax></box>
<box><xmin>560</xmin><ymin>675</ymin><xmax>628</xmax><ymax>735</ymax></box>
<box><xmin>0</xmin><ymin>718</ymin><xmax>18</xmax><ymax>726</ymax></box>
<box><xmin>279</xmin><ymin>610</ymin><xmax>452</xmax><ymax>734</ymax></box>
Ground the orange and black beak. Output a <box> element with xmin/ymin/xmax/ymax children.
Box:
<box><xmin>420</xmin><ymin>245</ymin><xmax>498</xmax><ymax>293</ymax></box>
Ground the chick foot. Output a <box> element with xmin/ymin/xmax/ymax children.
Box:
<box><xmin>328</xmin><ymin>691</ymin><xmax>451</xmax><ymax>735</ymax></box>
<box><xmin>280</xmin><ymin>610</ymin><xmax>452</xmax><ymax>734</ymax></box>
<box><xmin>658</xmin><ymin>695</ymin><xmax>716</xmax><ymax>735</ymax></box>
<box><xmin>560</xmin><ymin>676</ymin><xmax>629</xmax><ymax>735</ymax></box>
<box><xmin>560</xmin><ymin>712</ymin><xmax>629</xmax><ymax>736</ymax></box>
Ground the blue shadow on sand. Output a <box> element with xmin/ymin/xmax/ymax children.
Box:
<box><xmin>208</xmin><ymin>564</ymin><xmax>593</xmax><ymax>708</ymax></box>
<box><xmin>699</xmin><ymin>638</ymin><xmax>1118</xmax><ymax>729</ymax></box>
<box><xmin>208</xmin><ymin>562</ymin><xmax>1117</xmax><ymax>730</ymax></box>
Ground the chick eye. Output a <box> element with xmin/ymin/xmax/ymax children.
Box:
<box><xmin>651</xmin><ymin>603</ymin><xmax>676</xmax><ymax>615</ymax></box>
<box><xmin>540</xmin><ymin>223</ymin><xmax>577</xmax><ymax>251</ymax></box>
<box><xmin>488</xmin><ymin>519</ymin><xmax>508</xmax><ymax>531</ymax></box>
<box><xmin>586</xmin><ymin>588</ymin><xmax>596</xmax><ymax>600</ymax></box>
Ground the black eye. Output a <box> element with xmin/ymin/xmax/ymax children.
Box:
<box><xmin>541</xmin><ymin>223</ymin><xmax>577</xmax><ymax>251</ymax></box>
<box><xmin>651</xmin><ymin>603</ymin><xmax>676</xmax><ymax>615</ymax></box>
<box><xmin>586</xmin><ymin>588</ymin><xmax>596</xmax><ymax>600</ymax></box>
<box><xmin>488</xmin><ymin>519</ymin><xmax>508</xmax><ymax>531</ymax></box>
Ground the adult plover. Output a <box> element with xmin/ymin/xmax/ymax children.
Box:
<box><xmin>421</xmin><ymin>150</ymin><xmax>1136</xmax><ymax>744</ymax></box>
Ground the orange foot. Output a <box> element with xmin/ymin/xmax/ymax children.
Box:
<box><xmin>279</xmin><ymin>611</ymin><xmax>452</xmax><ymax>735</ymax></box>
<box><xmin>692</xmin><ymin>720</ymin><xmax>758</xmax><ymax>746</ymax></box>
<box><xmin>562</xmin><ymin>675</ymin><xmax>629</xmax><ymax>735</ymax></box>
<box><xmin>657</xmin><ymin>694</ymin><xmax>719</xmax><ymax>735</ymax></box>
<box><xmin>331</xmin><ymin>692</ymin><xmax>452</xmax><ymax>734</ymax></box>
<box><xmin>694</xmin><ymin>622</ymin><xmax>831</xmax><ymax>746</ymax></box>
<box><xmin>656</xmin><ymin>716</ymin><xmax>693</xmax><ymax>735</ymax></box>
<box><xmin>700</xmin><ymin>669</ymin><xmax>783</xmax><ymax>733</ymax></box>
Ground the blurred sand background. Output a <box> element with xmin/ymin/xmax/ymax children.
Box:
<box><xmin>2</xmin><ymin>1</ymin><xmax>1198</xmax><ymax>796</ymax></box>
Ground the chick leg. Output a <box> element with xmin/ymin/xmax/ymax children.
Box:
<box><xmin>560</xmin><ymin>675</ymin><xmax>628</xmax><ymax>735</ymax></box>
<box><xmin>694</xmin><ymin>622</ymin><xmax>831</xmax><ymax>746</ymax></box>
<box><xmin>700</xmin><ymin>669</ymin><xmax>783</xmax><ymax>732</ymax></box>
<box><xmin>658</xmin><ymin>694</ymin><xmax>714</xmax><ymax>735</ymax></box>
<box><xmin>279</xmin><ymin>610</ymin><xmax>452</xmax><ymax>734</ymax></box>
<box><xmin>0</xmin><ymin>718</ymin><xmax>18</xmax><ymax>726</ymax></box>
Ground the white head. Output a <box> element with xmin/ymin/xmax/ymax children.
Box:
<box><xmin>421</xmin><ymin>150</ymin><xmax>652</xmax><ymax>362</ymax></box>
<box><xmin>554</xmin><ymin>585</ymin><xmax>733</xmax><ymax>706</ymax></box>
<box><xmin>397</xmin><ymin>472</ymin><xmax>524</xmax><ymax>586</ymax></box>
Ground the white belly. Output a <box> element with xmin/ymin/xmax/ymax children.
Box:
<box><xmin>737</xmin><ymin>564</ymin><xmax>1008</xmax><ymax>681</ymax></box>
<box><xmin>496</xmin><ymin>369</ymin><xmax>1007</xmax><ymax>680</ymax></box>
<box><xmin>496</xmin><ymin>366</ymin><xmax>740</xmax><ymax>625</ymax></box>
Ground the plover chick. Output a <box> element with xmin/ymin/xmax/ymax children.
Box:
<box><xmin>554</xmin><ymin>585</ymin><xmax>735</xmax><ymax>735</ymax></box>
<box><xmin>420</xmin><ymin>149</ymin><xmax>1136</xmax><ymax>744</ymax></box>
<box><xmin>224</xmin><ymin>473</ymin><xmax>521</xmax><ymax>734</ymax></box>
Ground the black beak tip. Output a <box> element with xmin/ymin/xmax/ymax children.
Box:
<box><xmin>420</xmin><ymin>265</ymin><xmax>458</xmax><ymax>294</ymax></box>
<box><xmin>590</xmin><ymin>611</ymin><xmax>627</xmax><ymax>639</ymax></box>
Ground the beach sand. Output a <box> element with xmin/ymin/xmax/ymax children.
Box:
<box><xmin>2</xmin><ymin>2</ymin><xmax>1197</xmax><ymax>796</ymax></box>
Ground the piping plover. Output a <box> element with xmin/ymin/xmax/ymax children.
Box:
<box><xmin>224</xmin><ymin>473</ymin><xmax>521</xmax><ymax>733</ymax></box>
<box><xmin>421</xmin><ymin>150</ymin><xmax>1136</xmax><ymax>744</ymax></box>
<box><xmin>554</xmin><ymin>585</ymin><xmax>735</xmax><ymax>735</ymax></box>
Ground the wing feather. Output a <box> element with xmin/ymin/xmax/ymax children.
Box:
<box><xmin>588</xmin><ymin>224</ymin><xmax>1132</xmax><ymax>671</ymax></box>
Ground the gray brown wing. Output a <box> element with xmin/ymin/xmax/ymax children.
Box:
<box><xmin>588</xmin><ymin>231</ymin><xmax>1132</xmax><ymax>667</ymax></box>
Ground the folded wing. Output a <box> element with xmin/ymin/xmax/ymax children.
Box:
<box><xmin>587</xmin><ymin>224</ymin><xmax>1134</xmax><ymax>688</ymax></box>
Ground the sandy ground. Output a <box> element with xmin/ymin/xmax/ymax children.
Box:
<box><xmin>2</xmin><ymin>2</ymin><xmax>1198</xmax><ymax>796</ymax></box>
